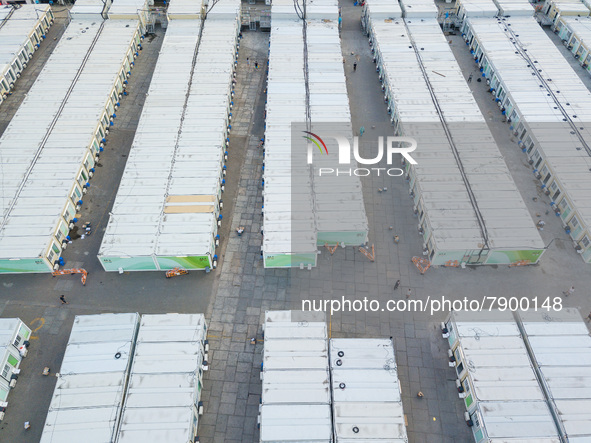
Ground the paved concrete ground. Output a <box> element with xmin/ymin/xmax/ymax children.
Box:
<box><xmin>200</xmin><ymin>6</ymin><xmax>591</xmax><ymax>443</ymax></box>
<box><xmin>1</xmin><ymin>4</ymin><xmax>591</xmax><ymax>443</ymax></box>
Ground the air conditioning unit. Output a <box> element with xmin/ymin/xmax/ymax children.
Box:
<box><xmin>464</xmin><ymin>412</ymin><xmax>473</xmax><ymax>427</ymax></box>
<box><xmin>9</xmin><ymin>379</ymin><xmax>16</xmax><ymax>388</ymax></box>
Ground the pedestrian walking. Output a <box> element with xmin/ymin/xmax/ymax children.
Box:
<box><xmin>254</xmin><ymin>60</ymin><xmax>259</xmax><ymax>69</ymax></box>
<box><xmin>246</xmin><ymin>57</ymin><xmax>250</xmax><ymax>66</ymax></box>
<box><xmin>394</xmin><ymin>235</ymin><xmax>400</xmax><ymax>244</ymax></box>
<box><xmin>406</xmin><ymin>288</ymin><xmax>412</xmax><ymax>299</ymax></box>
<box><xmin>537</xmin><ymin>220</ymin><xmax>545</xmax><ymax>230</ymax></box>
<box><xmin>59</xmin><ymin>295</ymin><xmax>68</xmax><ymax>305</ymax></box>
<box><xmin>236</xmin><ymin>226</ymin><xmax>245</xmax><ymax>236</ymax></box>
<box><xmin>394</xmin><ymin>279</ymin><xmax>400</xmax><ymax>290</ymax></box>
<box><xmin>586</xmin><ymin>311</ymin><xmax>591</xmax><ymax>322</ymax></box>
<box><xmin>353</xmin><ymin>62</ymin><xmax>357</xmax><ymax>71</ymax></box>
<box><xmin>359</xmin><ymin>126</ymin><xmax>365</xmax><ymax>136</ymax></box>
<box><xmin>563</xmin><ymin>286</ymin><xmax>575</xmax><ymax>297</ymax></box>
<box><xmin>467</xmin><ymin>73</ymin><xmax>473</xmax><ymax>83</ymax></box>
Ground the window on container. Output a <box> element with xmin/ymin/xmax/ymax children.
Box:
<box><xmin>71</xmin><ymin>187</ymin><xmax>81</xmax><ymax>202</ymax></box>
<box><xmin>32</xmin><ymin>33</ymin><xmax>39</xmax><ymax>44</ymax></box>
<box><xmin>13</xmin><ymin>335</ymin><xmax>21</xmax><ymax>348</ymax></box>
<box><xmin>1</xmin><ymin>364</ymin><xmax>9</xmax><ymax>380</ymax></box>
<box><xmin>49</xmin><ymin>9</ymin><xmax>54</xmax><ymax>19</ymax></box>
<box><xmin>36</xmin><ymin>26</ymin><xmax>43</xmax><ymax>37</ymax></box>
<box><xmin>55</xmin><ymin>227</ymin><xmax>64</xmax><ymax>242</ymax></box>
<box><xmin>570</xmin><ymin>216</ymin><xmax>580</xmax><ymax>229</ymax></box>
<box><xmin>12</xmin><ymin>60</ymin><xmax>21</xmax><ymax>72</ymax></box>
<box><xmin>79</xmin><ymin>170</ymin><xmax>88</xmax><ymax>183</ymax></box>
<box><xmin>535</xmin><ymin>156</ymin><xmax>543</xmax><ymax>169</ymax></box>
<box><xmin>1</xmin><ymin>79</ymin><xmax>8</xmax><ymax>91</ymax></box>
<box><xmin>527</xmin><ymin>141</ymin><xmax>535</xmax><ymax>154</ymax></box>
<box><xmin>520</xmin><ymin>127</ymin><xmax>527</xmax><ymax>140</ymax></box>
<box><xmin>18</xmin><ymin>51</ymin><xmax>26</xmax><ymax>63</ymax></box>
<box><xmin>581</xmin><ymin>236</ymin><xmax>590</xmax><ymax>248</ymax></box>
<box><xmin>559</xmin><ymin>198</ymin><xmax>570</xmax><ymax>212</ymax></box>
<box><xmin>43</xmin><ymin>17</ymin><xmax>49</xmax><ymax>28</ymax></box>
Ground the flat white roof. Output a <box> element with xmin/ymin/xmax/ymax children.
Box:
<box><xmin>0</xmin><ymin>5</ymin><xmax>51</xmax><ymax>70</ymax></box>
<box><xmin>475</xmin><ymin>401</ymin><xmax>561</xmax><ymax>441</ymax></box>
<box><xmin>365</xmin><ymin>12</ymin><xmax>543</xmax><ymax>253</ymax></box>
<box><xmin>116</xmin><ymin>313</ymin><xmax>207</xmax><ymax>443</ymax></box>
<box><xmin>465</xmin><ymin>16</ymin><xmax>591</xmax><ymax>242</ymax></box>
<box><xmin>260</xmin><ymin>404</ymin><xmax>333</xmax><ymax>443</ymax></box>
<box><xmin>0</xmin><ymin>19</ymin><xmax>139</xmax><ymax>261</ymax></box>
<box><xmin>41</xmin><ymin>313</ymin><xmax>139</xmax><ymax>443</ymax></box>
<box><xmin>519</xmin><ymin>309</ymin><xmax>591</xmax><ymax>440</ymax></box>
<box><xmin>329</xmin><ymin>339</ymin><xmax>407</xmax><ymax>441</ymax></box>
<box><xmin>99</xmin><ymin>4</ymin><xmax>240</xmax><ymax>264</ymax></box>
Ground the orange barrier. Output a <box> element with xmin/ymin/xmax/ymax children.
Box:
<box><xmin>412</xmin><ymin>257</ymin><xmax>431</xmax><ymax>274</ymax></box>
<box><xmin>325</xmin><ymin>243</ymin><xmax>338</xmax><ymax>255</ymax></box>
<box><xmin>444</xmin><ymin>260</ymin><xmax>459</xmax><ymax>267</ymax></box>
<box><xmin>166</xmin><ymin>267</ymin><xmax>189</xmax><ymax>278</ymax></box>
<box><xmin>359</xmin><ymin>244</ymin><xmax>375</xmax><ymax>262</ymax></box>
<box><xmin>52</xmin><ymin>268</ymin><xmax>88</xmax><ymax>286</ymax></box>
<box><xmin>509</xmin><ymin>260</ymin><xmax>531</xmax><ymax>267</ymax></box>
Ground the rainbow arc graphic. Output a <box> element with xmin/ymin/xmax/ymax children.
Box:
<box><xmin>302</xmin><ymin>131</ymin><xmax>328</xmax><ymax>155</ymax></box>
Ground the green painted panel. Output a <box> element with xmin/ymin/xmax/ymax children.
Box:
<box><xmin>464</xmin><ymin>393</ymin><xmax>473</xmax><ymax>409</ymax></box>
<box><xmin>156</xmin><ymin>256</ymin><xmax>212</xmax><ymax>270</ymax></box>
<box><xmin>7</xmin><ymin>354</ymin><xmax>18</xmax><ymax>367</ymax></box>
<box><xmin>264</xmin><ymin>253</ymin><xmax>317</xmax><ymax>268</ymax></box>
<box><xmin>99</xmin><ymin>256</ymin><xmax>158</xmax><ymax>272</ymax></box>
<box><xmin>485</xmin><ymin>249</ymin><xmax>544</xmax><ymax>265</ymax></box>
<box><xmin>317</xmin><ymin>231</ymin><xmax>368</xmax><ymax>246</ymax></box>
<box><xmin>0</xmin><ymin>259</ymin><xmax>51</xmax><ymax>273</ymax></box>
<box><xmin>431</xmin><ymin>250</ymin><xmax>466</xmax><ymax>266</ymax></box>
<box><xmin>0</xmin><ymin>386</ymin><xmax>7</xmax><ymax>401</ymax></box>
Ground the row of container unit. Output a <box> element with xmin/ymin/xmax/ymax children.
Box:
<box><xmin>542</xmin><ymin>0</ymin><xmax>591</xmax><ymax>23</ymax></box>
<box><xmin>263</xmin><ymin>0</ymin><xmax>316</xmax><ymax>268</ymax></box>
<box><xmin>40</xmin><ymin>313</ymin><xmax>209</xmax><ymax>443</ymax></box>
<box><xmin>259</xmin><ymin>310</ymin><xmax>408</xmax><ymax>442</ymax></box>
<box><xmin>553</xmin><ymin>16</ymin><xmax>591</xmax><ymax>76</ymax></box>
<box><xmin>0</xmin><ymin>318</ymin><xmax>31</xmax><ymax>419</ymax></box>
<box><xmin>443</xmin><ymin>309</ymin><xmax>591</xmax><ymax>442</ymax></box>
<box><xmin>455</xmin><ymin>0</ymin><xmax>534</xmax><ymax>20</ymax></box>
<box><xmin>0</xmin><ymin>5</ymin><xmax>145</xmax><ymax>274</ymax></box>
<box><xmin>362</xmin><ymin>0</ymin><xmax>545</xmax><ymax>266</ymax></box>
<box><xmin>0</xmin><ymin>5</ymin><xmax>54</xmax><ymax>106</ymax></box>
<box><xmin>461</xmin><ymin>15</ymin><xmax>591</xmax><ymax>263</ymax></box>
<box><xmin>98</xmin><ymin>0</ymin><xmax>241</xmax><ymax>272</ymax></box>
<box><xmin>262</xmin><ymin>0</ymin><xmax>368</xmax><ymax>269</ymax></box>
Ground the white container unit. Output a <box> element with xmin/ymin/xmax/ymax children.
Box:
<box><xmin>542</xmin><ymin>0</ymin><xmax>590</xmax><ymax>23</ymax></box>
<box><xmin>108</xmin><ymin>0</ymin><xmax>153</xmax><ymax>33</ymax></box>
<box><xmin>0</xmin><ymin>318</ymin><xmax>31</xmax><ymax>414</ymax></box>
<box><xmin>455</xmin><ymin>0</ymin><xmax>499</xmax><ymax>20</ymax></box>
<box><xmin>260</xmin><ymin>310</ymin><xmax>332</xmax><ymax>443</ymax></box>
<box><xmin>167</xmin><ymin>0</ymin><xmax>203</xmax><ymax>19</ymax></box>
<box><xmin>263</xmin><ymin>0</ymin><xmax>317</xmax><ymax>269</ymax></box>
<box><xmin>329</xmin><ymin>338</ymin><xmax>408</xmax><ymax>442</ymax></box>
<box><xmin>0</xmin><ymin>5</ymin><xmax>53</xmax><ymax>104</ymax></box>
<box><xmin>400</xmin><ymin>0</ymin><xmax>438</xmax><ymax>18</ymax></box>
<box><xmin>518</xmin><ymin>309</ymin><xmax>591</xmax><ymax>442</ymax></box>
<box><xmin>554</xmin><ymin>16</ymin><xmax>591</xmax><ymax>76</ymax></box>
<box><xmin>456</xmin><ymin>0</ymin><xmax>534</xmax><ymax>17</ymax></box>
<box><xmin>70</xmin><ymin>0</ymin><xmax>110</xmax><ymax>19</ymax></box>
<box><xmin>0</xmin><ymin>18</ymin><xmax>142</xmax><ymax>274</ymax></box>
<box><xmin>364</xmin><ymin>5</ymin><xmax>544</xmax><ymax>266</ymax></box>
<box><xmin>462</xmin><ymin>16</ymin><xmax>591</xmax><ymax>262</ymax></box>
<box><xmin>98</xmin><ymin>0</ymin><xmax>240</xmax><ymax>272</ymax></box>
<box><xmin>115</xmin><ymin>314</ymin><xmax>208</xmax><ymax>443</ymax></box>
<box><xmin>40</xmin><ymin>313</ymin><xmax>140</xmax><ymax>443</ymax></box>
<box><xmin>442</xmin><ymin>311</ymin><xmax>560</xmax><ymax>443</ymax></box>
<box><xmin>306</xmin><ymin>3</ymin><xmax>369</xmax><ymax>249</ymax></box>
